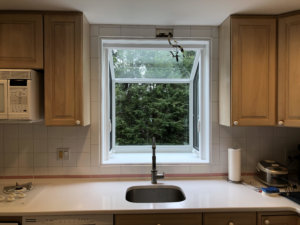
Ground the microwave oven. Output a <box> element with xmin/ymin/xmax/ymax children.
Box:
<box><xmin>0</xmin><ymin>69</ymin><xmax>43</xmax><ymax>120</ymax></box>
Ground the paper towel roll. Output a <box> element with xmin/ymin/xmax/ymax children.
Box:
<box><xmin>228</xmin><ymin>148</ymin><xmax>241</xmax><ymax>182</ymax></box>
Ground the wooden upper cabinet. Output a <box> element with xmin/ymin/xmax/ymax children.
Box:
<box><xmin>278</xmin><ymin>12</ymin><xmax>300</xmax><ymax>127</ymax></box>
<box><xmin>219</xmin><ymin>16</ymin><xmax>277</xmax><ymax>126</ymax></box>
<box><xmin>0</xmin><ymin>13</ymin><xmax>43</xmax><ymax>69</ymax></box>
<box><xmin>115</xmin><ymin>213</ymin><xmax>202</xmax><ymax>225</ymax></box>
<box><xmin>44</xmin><ymin>13</ymin><xmax>90</xmax><ymax>126</ymax></box>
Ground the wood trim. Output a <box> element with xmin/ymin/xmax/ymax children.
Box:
<box><xmin>219</xmin><ymin>17</ymin><xmax>232</xmax><ymax>126</ymax></box>
<box><xmin>82</xmin><ymin>14</ymin><xmax>90</xmax><ymax>126</ymax></box>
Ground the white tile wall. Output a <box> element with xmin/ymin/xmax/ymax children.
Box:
<box><xmin>0</xmin><ymin>24</ymin><xmax>299</xmax><ymax>177</ymax></box>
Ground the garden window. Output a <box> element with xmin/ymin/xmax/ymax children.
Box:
<box><xmin>101</xmin><ymin>39</ymin><xmax>210</xmax><ymax>164</ymax></box>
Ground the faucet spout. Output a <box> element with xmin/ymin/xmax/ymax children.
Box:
<box><xmin>151</xmin><ymin>137</ymin><xmax>164</xmax><ymax>184</ymax></box>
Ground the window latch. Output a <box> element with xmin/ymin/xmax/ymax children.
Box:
<box><xmin>197</xmin><ymin>120</ymin><xmax>201</xmax><ymax>133</ymax></box>
<box><xmin>109</xmin><ymin>119</ymin><xmax>112</xmax><ymax>132</ymax></box>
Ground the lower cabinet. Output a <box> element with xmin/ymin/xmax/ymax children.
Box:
<box><xmin>114</xmin><ymin>213</ymin><xmax>202</xmax><ymax>225</ymax></box>
<box><xmin>115</xmin><ymin>212</ymin><xmax>299</xmax><ymax>225</ymax></box>
<box><xmin>258</xmin><ymin>212</ymin><xmax>298</xmax><ymax>225</ymax></box>
<box><xmin>204</xmin><ymin>212</ymin><xmax>256</xmax><ymax>225</ymax></box>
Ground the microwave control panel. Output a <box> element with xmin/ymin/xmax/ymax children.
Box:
<box><xmin>9</xmin><ymin>86</ymin><xmax>28</xmax><ymax>113</ymax></box>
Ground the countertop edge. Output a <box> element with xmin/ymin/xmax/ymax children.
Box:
<box><xmin>0</xmin><ymin>207</ymin><xmax>299</xmax><ymax>217</ymax></box>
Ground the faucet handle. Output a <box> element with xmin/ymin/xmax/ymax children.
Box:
<box><xmin>157</xmin><ymin>172</ymin><xmax>165</xmax><ymax>179</ymax></box>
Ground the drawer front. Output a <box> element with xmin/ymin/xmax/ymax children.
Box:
<box><xmin>204</xmin><ymin>212</ymin><xmax>256</xmax><ymax>225</ymax></box>
<box><xmin>260</xmin><ymin>215</ymin><xmax>298</xmax><ymax>225</ymax></box>
<box><xmin>115</xmin><ymin>213</ymin><xmax>202</xmax><ymax>225</ymax></box>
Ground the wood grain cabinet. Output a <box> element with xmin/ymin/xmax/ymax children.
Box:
<box><xmin>278</xmin><ymin>12</ymin><xmax>300</xmax><ymax>127</ymax></box>
<box><xmin>115</xmin><ymin>213</ymin><xmax>202</xmax><ymax>225</ymax></box>
<box><xmin>0</xmin><ymin>13</ymin><xmax>43</xmax><ymax>69</ymax></box>
<box><xmin>204</xmin><ymin>212</ymin><xmax>256</xmax><ymax>225</ymax></box>
<box><xmin>219</xmin><ymin>16</ymin><xmax>277</xmax><ymax>126</ymax></box>
<box><xmin>44</xmin><ymin>13</ymin><xmax>90</xmax><ymax>126</ymax></box>
<box><xmin>258</xmin><ymin>212</ymin><xmax>299</xmax><ymax>225</ymax></box>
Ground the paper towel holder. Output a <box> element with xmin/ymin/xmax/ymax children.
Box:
<box><xmin>227</xmin><ymin>178</ymin><xmax>242</xmax><ymax>184</ymax></box>
<box><xmin>228</xmin><ymin>148</ymin><xmax>242</xmax><ymax>183</ymax></box>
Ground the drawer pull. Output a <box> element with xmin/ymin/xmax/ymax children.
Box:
<box><xmin>233</xmin><ymin>121</ymin><xmax>239</xmax><ymax>126</ymax></box>
<box><xmin>264</xmin><ymin>219</ymin><xmax>270</xmax><ymax>225</ymax></box>
<box><xmin>228</xmin><ymin>222</ymin><xmax>234</xmax><ymax>225</ymax></box>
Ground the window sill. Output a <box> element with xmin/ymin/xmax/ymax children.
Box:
<box><xmin>102</xmin><ymin>152</ymin><xmax>209</xmax><ymax>165</ymax></box>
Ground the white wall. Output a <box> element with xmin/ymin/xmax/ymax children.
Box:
<box><xmin>0</xmin><ymin>24</ymin><xmax>299</xmax><ymax>177</ymax></box>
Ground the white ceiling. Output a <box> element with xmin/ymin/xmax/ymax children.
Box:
<box><xmin>1</xmin><ymin>0</ymin><xmax>300</xmax><ymax>25</ymax></box>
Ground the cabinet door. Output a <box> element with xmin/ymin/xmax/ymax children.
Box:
<box><xmin>115</xmin><ymin>213</ymin><xmax>202</xmax><ymax>225</ymax></box>
<box><xmin>44</xmin><ymin>14</ymin><xmax>82</xmax><ymax>126</ymax></box>
<box><xmin>0</xmin><ymin>14</ymin><xmax>43</xmax><ymax>69</ymax></box>
<box><xmin>231</xmin><ymin>18</ymin><xmax>276</xmax><ymax>126</ymax></box>
<box><xmin>278</xmin><ymin>14</ymin><xmax>300</xmax><ymax>127</ymax></box>
<box><xmin>259</xmin><ymin>215</ymin><xmax>298</xmax><ymax>225</ymax></box>
<box><xmin>204</xmin><ymin>212</ymin><xmax>256</xmax><ymax>225</ymax></box>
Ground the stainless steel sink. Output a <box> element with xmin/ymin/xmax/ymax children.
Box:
<box><xmin>126</xmin><ymin>185</ymin><xmax>186</xmax><ymax>203</ymax></box>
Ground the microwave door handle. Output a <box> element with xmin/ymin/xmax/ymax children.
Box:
<box><xmin>0</xmin><ymin>80</ymin><xmax>7</xmax><ymax>119</ymax></box>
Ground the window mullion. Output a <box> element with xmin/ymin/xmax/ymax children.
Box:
<box><xmin>113</xmin><ymin>78</ymin><xmax>190</xmax><ymax>84</ymax></box>
<box><xmin>189</xmin><ymin>50</ymin><xmax>201</xmax><ymax>81</ymax></box>
<box><xmin>108</xmin><ymin>50</ymin><xmax>116</xmax><ymax>79</ymax></box>
<box><xmin>189</xmin><ymin>81</ymin><xmax>193</xmax><ymax>149</ymax></box>
<box><xmin>112</xmin><ymin>80</ymin><xmax>116</xmax><ymax>150</ymax></box>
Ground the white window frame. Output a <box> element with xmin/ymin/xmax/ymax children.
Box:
<box><xmin>101</xmin><ymin>39</ymin><xmax>210</xmax><ymax>164</ymax></box>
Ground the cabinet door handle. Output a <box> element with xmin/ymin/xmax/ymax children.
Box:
<box><xmin>233</xmin><ymin>121</ymin><xmax>239</xmax><ymax>126</ymax></box>
<box><xmin>264</xmin><ymin>219</ymin><xmax>270</xmax><ymax>225</ymax></box>
<box><xmin>278</xmin><ymin>120</ymin><xmax>284</xmax><ymax>126</ymax></box>
<box><xmin>76</xmin><ymin>120</ymin><xmax>81</xmax><ymax>125</ymax></box>
<box><xmin>228</xmin><ymin>221</ymin><xmax>234</xmax><ymax>225</ymax></box>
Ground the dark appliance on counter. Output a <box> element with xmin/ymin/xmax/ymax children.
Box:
<box><xmin>280</xmin><ymin>192</ymin><xmax>300</xmax><ymax>205</ymax></box>
<box><xmin>256</xmin><ymin>160</ymin><xmax>289</xmax><ymax>187</ymax></box>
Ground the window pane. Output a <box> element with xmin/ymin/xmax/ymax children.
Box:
<box><xmin>115</xmin><ymin>83</ymin><xmax>189</xmax><ymax>145</ymax></box>
<box><xmin>193</xmin><ymin>66</ymin><xmax>199</xmax><ymax>150</ymax></box>
<box><xmin>112</xmin><ymin>49</ymin><xmax>196</xmax><ymax>79</ymax></box>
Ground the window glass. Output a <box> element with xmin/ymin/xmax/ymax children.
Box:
<box><xmin>112</xmin><ymin>49</ymin><xmax>196</xmax><ymax>79</ymax></box>
<box><xmin>115</xmin><ymin>83</ymin><xmax>189</xmax><ymax>146</ymax></box>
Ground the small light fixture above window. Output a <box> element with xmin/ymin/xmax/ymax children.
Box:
<box><xmin>156</xmin><ymin>28</ymin><xmax>185</xmax><ymax>62</ymax></box>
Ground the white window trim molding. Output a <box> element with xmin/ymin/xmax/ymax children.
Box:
<box><xmin>100</xmin><ymin>38</ymin><xmax>210</xmax><ymax>165</ymax></box>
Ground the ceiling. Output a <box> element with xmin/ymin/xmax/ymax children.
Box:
<box><xmin>1</xmin><ymin>0</ymin><xmax>300</xmax><ymax>25</ymax></box>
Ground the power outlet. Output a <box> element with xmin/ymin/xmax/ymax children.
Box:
<box><xmin>57</xmin><ymin>148</ymin><xmax>70</xmax><ymax>160</ymax></box>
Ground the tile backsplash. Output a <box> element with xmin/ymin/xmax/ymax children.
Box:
<box><xmin>0</xmin><ymin>24</ymin><xmax>299</xmax><ymax>177</ymax></box>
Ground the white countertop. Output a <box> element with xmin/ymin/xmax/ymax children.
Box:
<box><xmin>0</xmin><ymin>178</ymin><xmax>299</xmax><ymax>216</ymax></box>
